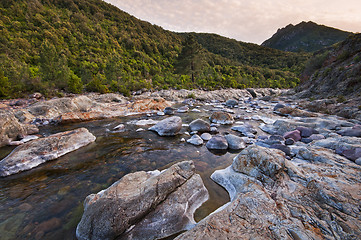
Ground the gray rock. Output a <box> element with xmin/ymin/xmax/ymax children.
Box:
<box><xmin>225</xmin><ymin>99</ymin><xmax>238</xmax><ymax>108</ymax></box>
<box><xmin>209</xmin><ymin>112</ymin><xmax>234</xmax><ymax>125</ymax></box>
<box><xmin>149</xmin><ymin>116</ymin><xmax>182</xmax><ymax>136</ymax></box>
<box><xmin>187</xmin><ymin>135</ymin><xmax>204</xmax><ymax>146</ymax></box>
<box><xmin>206</xmin><ymin>135</ymin><xmax>228</xmax><ymax>150</ymax></box>
<box><xmin>177</xmin><ymin>106</ymin><xmax>189</xmax><ymax>113</ymax></box>
<box><xmin>285</xmin><ymin>138</ymin><xmax>295</xmax><ymax>145</ymax></box>
<box><xmin>0</xmin><ymin>128</ymin><xmax>96</xmax><ymax>177</ymax></box>
<box><xmin>164</xmin><ymin>107</ymin><xmax>175</xmax><ymax>115</ymax></box>
<box><xmin>309</xmin><ymin>134</ymin><xmax>325</xmax><ymax>140</ymax></box>
<box><xmin>337</xmin><ymin>128</ymin><xmax>361</xmax><ymax>137</ymax></box>
<box><xmin>283</xmin><ymin>130</ymin><xmax>301</xmax><ymax>142</ymax></box>
<box><xmin>231</xmin><ymin>124</ymin><xmax>257</xmax><ymax>137</ymax></box>
<box><xmin>210</xmin><ymin>127</ymin><xmax>218</xmax><ymax>134</ymax></box>
<box><xmin>77</xmin><ymin>161</ymin><xmax>197</xmax><ymax>240</ymax></box>
<box><xmin>0</xmin><ymin>110</ymin><xmax>39</xmax><ymax>147</ymax></box>
<box><xmin>189</xmin><ymin>119</ymin><xmax>210</xmax><ymax>132</ymax></box>
<box><xmin>120</xmin><ymin>174</ymin><xmax>209</xmax><ymax>240</ymax></box>
<box><xmin>273</xmin><ymin>103</ymin><xmax>286</xmax><ymax>111</ymax></box>
<box><xmin>200</xmin><ymin>133</ymin><xmax>212</xmax><ymax>141</ymax></box>
<box><xmin>269</xmin><ymin>144</ymin><xmax>292</xmax><ymax>156</ymax></box>
<box><xmin>232</xmin><ymin>145</ymin><xmax>285</xmax><ymax>183</ymax></box>
<box><xmin>296</xmin><ymin>126</ymin><xmax>317</xmax><ymax>138</ymax></box>
<box><xmin>355</xmin><ymin>158</ymin><xmax>361</xmax><ymax>165</ymax></box>
<box><xmin>225</xmin><ymin>134</ymin><xmax>246</xmax><ymax>150</ymax></box>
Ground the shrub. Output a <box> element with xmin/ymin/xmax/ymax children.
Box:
<box><xmin>67</xmin><ymin>71</ymin><xmax>83</xmax><ymax>94</ymax></box>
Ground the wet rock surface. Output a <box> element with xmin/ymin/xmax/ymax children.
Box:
<box><xmin>149</xmin><ymin>116</ymin><xmax>182</xmax><ymax>136</ymax></box>
<box><xmin>0</xmin><ymin>128</ymin><xmax>96</xmax><ymax>177</ymax></box>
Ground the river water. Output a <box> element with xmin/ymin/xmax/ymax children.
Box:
<box><xmin>0</xmin><ymin>107</ymin><xmax>241</xmax><ymax>240</ymax></box>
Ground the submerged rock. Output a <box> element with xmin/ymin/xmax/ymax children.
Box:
<box><xmin>149</xmin><ymin>116</ymin><xmax>182</xmax><ymax>136</ymax></box>
<box><xmin>0</xmin><ymin>128</ymin><xmax>96</xmax><ymax>177</ymax></box>
<box><xmin>76</xmin><ymin>161</ymin><xmax>208</xmax><ymax>240</ymax></box>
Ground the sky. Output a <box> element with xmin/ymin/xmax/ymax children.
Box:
<box><xmin>104</xmin><ymin>0</ymin><xmax>361</xmax><ymax>44</ymax></box>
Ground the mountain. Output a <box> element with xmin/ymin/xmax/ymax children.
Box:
<box><xmin>296</xmin><ymin>33</ymin><xmax>361</xmax><ymax>98</ymax></box>
<box><xmin>0</xmin><ymin>0</ymin><xmax>309</xmax><ymax>98</ymax></box>
<box><xmin>262</xmin><ymin>21</ymin><xmax>352</xmax><ymax>52</ymax></box>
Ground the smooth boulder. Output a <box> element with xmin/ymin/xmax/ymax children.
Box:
<box><xmin>189</xmin><ymin>119</ymin><xmax>210</xmax><ymax>132</ymax></box>
<box><xmin>224</xmin><ymin>134</ymin><xmax>246</xmax><ymax>150</ymax></box>
<box><xmin>206</xmin><ymin>135</ymin><xmax>228</xmax><ymax>150</ymax></box>
<box><xmin>149</xmin><ymin>116</ymin><xmax>182</xmax><ymax>136</ymax></box>
<box><xmin>0</xmin><ymin>128</ymin><xmax>96</xmax><ymax>177</ymax></box>
<box><xmin>76</xmin><ymin>161</ymin><xmax>207</xmax><ymax>240</ymax></box>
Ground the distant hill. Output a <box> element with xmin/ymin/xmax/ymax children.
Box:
<box><xmin>296</xmin><ymin>33</ymin><xmax>361</xmax><ymax>98</ymax></box>
<box><xmin>0</xmin><ymin>0</ymin><xmax>309</xmax><ymax>98</ymax></box>
<box><xmin>262</xmin><ymin>21</ymin><xmax>352</xmax><ymax>52</ymax></box>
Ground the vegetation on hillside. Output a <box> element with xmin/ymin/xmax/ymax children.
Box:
<box><xmin>0</xmin><ymin>0</ymin><xmax>309</xmax><ymax>98</ymax></box>
<box><xmin>262</xmin><ymin>21</ymin><xmax>352</xmax><ymax>52</ymax></box>
<box><xmin>297</xmin><ymin>33</ymin><xmax>361</xmax><ymax>98</ymax></box>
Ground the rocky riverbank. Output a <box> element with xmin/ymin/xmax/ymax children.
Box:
<box><xmin>1</xmin><ymin>88</ymin><xmax>360</xmax><ymax>239</ymax></box>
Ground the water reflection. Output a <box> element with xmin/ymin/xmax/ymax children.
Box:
<box><xmin>0</xmin><ymin>112</ymin><xmax>237</xmax><ymax>239</ymax></box>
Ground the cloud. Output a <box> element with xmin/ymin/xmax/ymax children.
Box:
<box><xmin>104</xmin><ymin>0</ymin><xmax>361</xmax><ymax>44</ymax></box>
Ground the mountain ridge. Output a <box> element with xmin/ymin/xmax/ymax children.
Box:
<box><xmin>262</xmin><ymin>21</ymin><xmax>352</xmax><ymax>52</ymax></box>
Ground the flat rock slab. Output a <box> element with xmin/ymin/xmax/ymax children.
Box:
<box><xmin>0</xmin><ymin>128</ymin><xmax>96</xmax><ymax>177</ymax></box>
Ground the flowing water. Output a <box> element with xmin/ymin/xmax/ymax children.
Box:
<box><xmin>0</xmin><ymin>108</ymin><xmax>240</xmax><ymax>240</ymax></box>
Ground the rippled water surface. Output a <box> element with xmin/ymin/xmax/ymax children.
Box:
<box><xmin>0</xmin><ymin>110</ymin><xmax>239</xmax><ymax>240</ymax></box>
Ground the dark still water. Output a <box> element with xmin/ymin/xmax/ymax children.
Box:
<box><xmin>0</xmin><ymin>112</ymin><xmax>236</xmax><ymax>240</ymax></box>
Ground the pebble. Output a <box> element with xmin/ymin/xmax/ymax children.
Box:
<box><xmin>201</xmin><ymin>133</ymin><xmax>212</xmax><ymax>141</ymax></box>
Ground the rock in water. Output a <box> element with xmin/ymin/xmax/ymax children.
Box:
<box><xmin>0</xmin><ymin>128</ymin><xmax>95</xmax><ymax>177</ymax></box>
<box><xmin>120</xmin><ymin>174</ymin><xmax>209</xmax><ymax>240</ymax></box>
<box><xmin>209</xmin><ymin>111</ymin><xmax>234</xmax><ymax>125</ymax></box>
<box><xmin>0</xmin><ymin>110</ymin><xmax>39</xmax><ymax>147</ymax></box>
<box><xmin>189</xmin><ymin>119</ymin><xmax>210</xmax><ymax>132</ymax></box>
<box><xmin>149</xmin><ymin>116</ymin><xmax>182</xmax><ymax>136</ymax></box>
<box><xmin>224</xmin><ymin>134</ymin><xmax>246</xmax><ymax>150</ymax></box>
<box><xmin>206</xmin><ymin>135</ymin><xmax>228</xmax><ymax>150</ymax></box>
<box><xmin>76</xmin><ymin>161</ymin><xmax>208</xmax><ymax>240</ymax></box>
<box><xmin>187</xmin><ymin>135</ymin><xmax>204</xmax><ymax>146</ymax></box>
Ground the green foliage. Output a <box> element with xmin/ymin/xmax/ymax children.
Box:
<box><xmin>67</xmin><ymin>71</ymin><xmax>83</xmax><ymax>94</ymax></box>
<box><xmin>0</xmin><ymin>0</ymin><xmax>310</xmax><ymax>99</ymax></box>
<box><xmin>0</xmin><ymin>70</ymin><xmax>10</xmax><ymax>98</ymax></box>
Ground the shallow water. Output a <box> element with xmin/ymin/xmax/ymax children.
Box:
<box><xmin>0</xmin><ymin>110</ymin><xmax>239</xmax><ymax>240</ymax></box>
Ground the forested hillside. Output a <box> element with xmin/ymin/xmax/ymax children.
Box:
<box><xmin>0</xmin><ymin>0</ymin><xmax>309</xmax><ymax>98</ymax></box>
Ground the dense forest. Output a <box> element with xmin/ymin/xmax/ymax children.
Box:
<box><xmin>0</xmin><ymin>0</ymin><xmax>310</xmax><ymax>98</ymax></box>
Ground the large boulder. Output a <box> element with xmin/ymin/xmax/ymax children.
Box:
<box><xmin>149</xmin><ymin>116</ymin><xmax>182</xmax><ymax>136</ymax></box>
<box><xmin>76</xmin><ymin>161</ymin><xmax>208</xmax><ymax>240</ymax></box>
<box><xmin>0</xmin><ymin>128</ymin><xmax>96</xmax><ymax>177</ymax></box>
<box><xmin>0</xmin><ymin>110</ymin><xmax>39</xmax><ymax>147</ymax></box>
